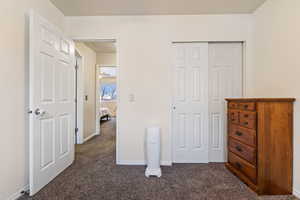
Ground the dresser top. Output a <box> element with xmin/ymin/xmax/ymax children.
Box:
<box><xmin>225</xmin><ymin>98</ymin><xmax>296</xmax><ymax>102</ymax></box>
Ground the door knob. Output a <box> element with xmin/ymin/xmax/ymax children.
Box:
<box><xmin>34</xmin><ymin>108</ymin><xmax>46</xmax><ymax>116</ymax></box>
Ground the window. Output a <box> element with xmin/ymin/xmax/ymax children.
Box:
<box><xmin>101</xmin><ymin>83</ymin><xmax>116</xmax><ymax>101</ymax></box>
<box><xmin>100</xmin><ymin>67</ymin><xmax>117</xmax><ymax>101</ymax></box>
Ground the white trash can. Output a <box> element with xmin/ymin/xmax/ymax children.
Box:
<box><xmin>145</xmin><ymin>127</ymin><xmax>162</xmax><ymax>178</ymax></box>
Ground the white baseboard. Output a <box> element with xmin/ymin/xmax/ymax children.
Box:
<box><xmin>161</xmin><ymin>161</ymin><xmax>172</xmax><ymax>166</ymax></box>
<box><xmin>6</xmin><ymin>184</ymin><xmax>29</xmax><ymax>200</ymax></box>
<box><xmin>117</xmin><ymin>160</ymin><xmax>146</xmax><ymax>165</ymax></box>
<box><xmin>294</xmin><ymin>188</ymin><xmax>300</xmax><ymax>198</ymax></box>
<box><xmin>83</xmin><ymin>132</ymin><xmax>98</xmax><ymax>143</ymax></box>
<box><xmin>117</xmin><ymin>160</ymin><xmax>172</xmax><ymax>166</ymax></box>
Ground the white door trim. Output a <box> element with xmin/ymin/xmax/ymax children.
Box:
<box><xmin>73</xmin><ymin>38</ymin><xmax>120</xmax><ymax>164</ymax></box>
<box><xmin>96</xmin><ymin>64</ymin><xmax>101</xmax><ymax>136</ymax></box>
<box><xmin>75</xmin><ymin>50</ymin><xmax>85</xmax><ymax>144</ymax></box>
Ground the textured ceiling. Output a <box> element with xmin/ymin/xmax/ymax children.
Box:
<box><xmin>50</xmin><ymin>0</ymin><xmax>266</xmax><ymax>16</ymax></box>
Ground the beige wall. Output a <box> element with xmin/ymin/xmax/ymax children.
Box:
<box><xmin>253</xmin><ymin>0</ymin><xmax>300</xmax><ymax>195</ymax></box>
<box><xmin>0</xmin><ymin>0</ymin><xmax>65</xmax><ymax>199</ymax></box>
<box><xmin>75</xmin><ymin>43</ymin><xmax>97</xmax><ymax>140</ymax></box>
<box><xmin>66</xmin><ymin>15</ymin><xmax>254</xmax><ymax>165</ymax></box>
<box><xmin>97</xmin><ymin>53</ymin><xmax>117</xmax><ymax>66</ymax></box>
<box><xmin>5</xmin><ymin>1</ymin><xmax>299</xmax><ymax>198</ymax></box>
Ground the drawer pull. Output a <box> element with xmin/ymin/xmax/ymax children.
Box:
<box><xmin>244</xmin><ymin>122</ymin><xmax>249</xmax><ymax>125</ymax></box>
<box><xmin>235</xmin><ymin>131</ymin><xmax>243</xmax><ymax>136</ymax></box>
<box><xmin>236</xmin><ymin>146</ymin><xmax>242</xmax><ymax>152</ymax></box>
<box><xmin>235</xmin><ymin>162</ymin><xmax>242</xmax><ymax>169</ymax></box>
<box><xmin>244</xmin><ymin>114</ymin><xmax>249</xmax><ymax>118</ymax></box>
<box><xmin>244</xmin><ymin>105</ymin><xmax>249</xmax><ymax>109</ymax></box>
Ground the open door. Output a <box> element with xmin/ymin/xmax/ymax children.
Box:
<box><xmin>29</xmin><ymin>11</ymin><xmax>75</xmax><ymax>195</ymax></box>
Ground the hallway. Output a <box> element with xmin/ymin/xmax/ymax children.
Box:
<box><xmin>20</xmin><ymin>119</ymin><xmax>297</xmax><ymax>200</ymax></box>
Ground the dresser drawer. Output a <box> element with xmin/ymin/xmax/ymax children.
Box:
<box><xmin>229</xmin><ymin>124</ymin><xmax>256</xmax><ymax>147</ymax></box>
<box><xmin>229</xmin><ymin>110</ymin><xmax>239</xmax><ymax>124</ymax></box>
<box><xmin>240</xmin><ymin>111</ymin><xmax>256</xmax><ymax>121</ymax></box>
<box><xmin>239</xmin><ymin>111</ymin><xmax>257</xmax><ymax>129</ymax></box>
<box><xmin>228</xmin><ymin>102</ymin><xmax>239</xmax><ymax>109</ymax></box>
<box><xmin>239</xmin><ymin>102</ymin><xmax>256</xmax><ymax>111</ymax></box>
<box><xmin>228</xmin><ymin>152</ymin><xmax>257</xmax><ymax>183</ymax></box>
<box><xmin>240</xmin><ymin>116</ymin><xmax>256</xmax><ymax>129</ymax></box>
<box><xmin>229</xmin><ymin>139</ymin><xmax>256</xmax><ymax>165</ymax></box>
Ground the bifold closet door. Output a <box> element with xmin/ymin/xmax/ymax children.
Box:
<box><xmin>208</xmin><ymin>43</ymin><xmax>243</xmax><ymax>162</ymax></box>
<box><xmin>172</xmin><ymin>43</ymin><xmax>209</xmax><ymax>163</ymax></box>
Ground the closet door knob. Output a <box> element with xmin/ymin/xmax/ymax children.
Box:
<box><xmin>34</xmin><ymin>108</ymin><xmax>46</xmax><ymax>116</ymax></box>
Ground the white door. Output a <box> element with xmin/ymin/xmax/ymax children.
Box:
<box><xmin>208</xmin><ymin>43</ymin><xmax>243</xmax><ymax>162</ymax></box>
<box><xmin>172</xmin><ymin>43</ymin><xmax>209</xmax><ymax>163</ymax></box>
<box><xmin>29</xmin><ymin>12</ymin><xmax>75</xmax><ymax>195</ymax></box>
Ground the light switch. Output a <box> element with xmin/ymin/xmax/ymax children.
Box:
<box><xmin>129</xmin><ymin>94</ymin><xmax>135</xmax><ymax>102</ymax></box>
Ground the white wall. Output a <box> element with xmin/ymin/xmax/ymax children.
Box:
<box><xmin>97</xmin><ymin>53</ymin><xmax>117</xmax><ymax>66</ymax></box>
<box><xmin>0</xmin><ymin>0</ymin><xmax>65</xmax><ymax>199</ymax></box>
<box><xmin>75</xmin><ymin>42</ymin><xmax>97</xmax><ymax>140</ymax></box>
<box><xmin>66</xmin><ymin>15</ymin><xmax>254</xmax><ymax>165</ymax></box>
<box><xmin>253</xmin><ymin>0</ymin><xmax>300</xmax><ymax>196</ymax></box>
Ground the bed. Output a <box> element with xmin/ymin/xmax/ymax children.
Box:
<box><xmin>100</xmin><ymin>107</ymin><xmax>110</xmax><ymax>121</ymax></box>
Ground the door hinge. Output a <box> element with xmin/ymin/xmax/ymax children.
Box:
<box><xmin>75</xmin><ymin>128</ymin><xmax>79</xmax><ymax>133</ymax></box>
<box><xmin>21</xmin><ymin>189</ymin><xmax>30</xmax><ymax>196</ymax></box>
<box><xmin>75</xmin><ymin>63</ymin><xmax>78</xmax><ymax>70</ymax></box>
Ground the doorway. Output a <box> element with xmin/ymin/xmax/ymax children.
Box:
<box><xmin>172</xmin><ymin>42</ymin><xmax>243</xmax><ymax>163</ymax></box>
<box><xmin>74</xmin><ymin>39</ymin><xmax>118</xmax><ymax>156</ymax></box>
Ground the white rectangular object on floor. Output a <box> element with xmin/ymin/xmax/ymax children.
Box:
<box><xmin>145</xmin><ymin>127</ymin><xmax>162</xmax><ymax>177</ymax></box>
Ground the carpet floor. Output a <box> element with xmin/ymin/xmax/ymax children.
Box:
<box><xmin>20</xmin><ymin>118</ymin><xmax>298</xmax><ymax>200</ymax></box>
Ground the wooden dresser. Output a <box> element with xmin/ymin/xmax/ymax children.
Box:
<box><xmin>225</xmin><ymin>98</ymin><xmax>295</xmax><ymax>195</ymax></box>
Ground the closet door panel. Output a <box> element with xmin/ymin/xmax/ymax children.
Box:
<box><xmin>208</xmin><ymin>43</ymin><xmax>243</xmax><ymax>162</ymax></box>
<box><xmin>172</xmin><ymin>43</ymin><xmax>209</xmax><ymax>163</ymax></box>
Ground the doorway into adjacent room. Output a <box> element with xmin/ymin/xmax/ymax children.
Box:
<box><xmin>74</xmin><ymin>40</ymin><xmax>118</xmax><ymax>157</ymax></box>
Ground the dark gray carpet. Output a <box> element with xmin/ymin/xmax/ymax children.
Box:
<box><xmin>20</xmin><ymin>118</ymin><xmax>298</xmax><ymax>200</ymax></box>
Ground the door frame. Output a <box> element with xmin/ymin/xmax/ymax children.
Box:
<box><xmin>170</xmin><ymin>41</ymin><xmax>246</xmax><ymax>164</ymax></box>
<box><xmin>75</xmin><ymin>46</ymin><xmax>99</xmax><ymax>144</ymax></box>
<box><xmin>73</xmin><ymin>38</ymin><xmax>120</xmax><ymax>164</ymax></box>
<box><xmin>75</xmin><ymin>49</ymin><xmax>85</xmax><ymax>144</ymax></box>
